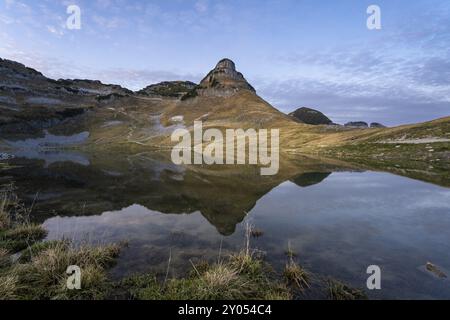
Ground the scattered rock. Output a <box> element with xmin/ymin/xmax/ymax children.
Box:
<box><xmin>0</xmin><ymin>153</ymin><xmax>14</xmax><ymax>160</ymax></box>
<box><xmin>370</xmin><ymin>122</ymin><xmax>386</xmax><ymax>128</ymax></box>
<box><xmin>137</xmin><ymin>81</ymin><xmax>197</xmax><ymax>98</ymax></box>
<box><xmin>344</xmin><ymin>121</ymin><xmax>369</xmax><ymax>128</ymax></box>
<box><xmin>170</xmin><ymin>115</ymin><xmax>184</xmax><ymax>123</ymax></box>
<box><xmin>96</xmin><ymin>92</ymin><xmax>129</xmax><ymax>102</ymax></box>
<box><xmin>426</xmin><ymin>262</ymin><xmax>447</xmax><ymax>278</ymax></box>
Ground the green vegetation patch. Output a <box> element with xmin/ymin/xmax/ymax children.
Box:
<box><xmin>122</xmin><ymin>250</ymin><xmax>291</xmax><ymax>300</ymax></box>
<box><xmin>283</xmin><ymin>260</ymin><xmax>310</xmax><ymax>290</ymax></box>
<box><xmin>322</xmin><ymin>142</ymin><xmax>450</xmax><ymax>187</ymax></box>
<box><xmin>11</xmin><ymin>241</ymin><xmax>121</xmax><ymax>300</ymax></box>
<box><xmin>327</xmin><ymin>279</ymin><xmax>368</xmax><ymax>300</ymax></box>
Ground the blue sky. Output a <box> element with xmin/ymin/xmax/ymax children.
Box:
<box><xmin>0</xmin><ymin>0</ymin><xmax>449</xmax><ymax>125</ymax></box>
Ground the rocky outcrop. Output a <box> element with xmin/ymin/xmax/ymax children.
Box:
<box><xmin>0</xmin><ymin>58</ymin><xmax>131</xmax><ymax>97</ymax></box>
<box><xmin>55</xmin><ymin>79</ymin><xmax>133</xmax><ymax>96</ymax></box>
<box><xmin>0</xmin><ymin>58</ymin><xmax>129</xmax><ymax>135</ymax></box>
<box><xmin>0</xmin><ymin>58</ymin><xmax>45</xmax><ymax>79</ymax></box>
<box><xmin>345</xmin><ymin>121</ymin><xmax>369</xmax><ymax>128</ymax></box>
<box><xmin>196</xmin><ymin>59</ymin><xmax>255</xmax><ymax>97</ymax></box>
<box><xmin>137</xmin><ymin>81</ymin><xmax>197</xmax><ymax>98</ymax></box>
<box><xmin>289</xmin><ymin>107</ymin><xmax>332</xmax><ymax>125</ymax></box>
<box><xmin>96</xmin><ymin>93</ymin><xmax>130</xmax><ymax>103</ymax></box>
<box><xmin>370</xmin><ymin>122</ymin><xmax>386</xmax><ymax>128</ymax></box>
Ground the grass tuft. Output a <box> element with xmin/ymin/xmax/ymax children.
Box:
<box><xmin>283</xmin><ymin>260</ymin><xmax>310</xmax><ymax>290</ymax></box>
<box><xmin>0</xmin><ymin>189</ymin><xmax>12</xmax><ymax>231</ymax></box>
<box><xmin>0</xmin><ymin>185</ymin><xmax>47</xmax><ymax>252</ymax></box>
<box><xmin>0</xmin><ymin>274</ymin><xmax>18</xmax><ymax>300</ymax></box>
<box><xmin>327</xmin><ymin>279</ymin><xmax>367</xmax><ymax>300</ymax></box>
<box><xmin>18</xmin><ymin>240</ymin><xmax>64</xmax><ymax>263</ymax></box>
<box><xmin>0</xmin><ymin>248</ymin><xmax>10</xmax><ymax>269</ymax></box>
<box><xmin>13</xmin><ymin>241</ymin><xmax>122</xmax><ymax>300</ymax></box>
<box><xmin>0</xmin><ymin>224</ymin><xmax>47</xmax><ymax>252</ymax></box>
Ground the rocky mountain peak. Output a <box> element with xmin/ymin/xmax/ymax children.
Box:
<box><xmin>215</xmin><ymin>58</ymin><xmax>236</xmax><ymax>70</ymax></box>
<box><xmin>197</xmin><ymin>58</ymin><xmax>255</xmax><ymax>97</ymax></box>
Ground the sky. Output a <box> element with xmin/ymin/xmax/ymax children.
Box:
<box><xmin>0</xmin><ymin>0</ymin><xmax>449</xmax><ymax>126</ymax></box>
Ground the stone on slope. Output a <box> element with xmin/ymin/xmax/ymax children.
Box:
<box><xmin>370</xmin><ymin>122</ymin><xmax>386</xmax><ymax>128</ymax></box>
<box><xmin>345</xmin><ymin>121</ymin><xmax>369</xmax><ymax>128</ymax></box>
<box><xmin>288</xmin><ymin>107</ymin><xmax>332</xmax><ymax>125</ymax></box>
<box><xmin>137</xmin><ymin>81</ymin><xmax>197</xmax><ymax>98</ymax></box>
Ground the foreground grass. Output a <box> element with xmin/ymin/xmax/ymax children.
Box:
<box><xmin>1</xmin><ymin>240</ymin><xmax>121</xmax><ymax>300</ymax></box>
<box><xmin>1</xmin><ymin>185</ymin><xmax>47</xmax><ymax>253</ymax></box>
<box><xmin>122</xmin><ymin>251</ymin><xmax>291</xmax><ymax>300</ymax></box>
<box><xmin>283</xmin><ymin>259</ymin><xmax>310</xmax><ymax>290</ymax></box>
<box><xmin>0</xmin><ymin>185</ymin><xmax>122</xmax><ymax>300</ymax></box>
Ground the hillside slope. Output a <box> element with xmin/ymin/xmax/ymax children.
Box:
<box><xmin>295</xmin><ymin>116</ymin><xmax>450</xmax><ymax>186</ymax></box>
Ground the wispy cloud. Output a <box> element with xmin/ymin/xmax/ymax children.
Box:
<box><xmin>251</xmin><ymin>3</ymin><xmax>450</xmax><ymax>125</ymax></box>
<box><xmin>0</xmin><ymin>44</ymin><xmax>201</xmax><ymax>90</ymax></box>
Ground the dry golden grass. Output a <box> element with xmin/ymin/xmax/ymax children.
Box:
<box><xmin>0</xmin><ymin>274</ymin><xmax>18</xmax><ymax>300</ymax></box>
<box><xmin>283</xmin><ymin>260</ymin><xmax>310</xmax><ymax>290</ymax></box>
<box><xmin>0</xmin><ymin>190</ymin><xmax>12</xmax><ymax>231</ymax></box>
<box><xmin>327</xmin><ymin>279</ymin><xmax>367</xmax><ymax>300</ymax></box>
<box><xmin>14</xmin><ymin>241</ymin><xmax>121</xmax><ymax>299</ymax></box>
<box><xmin>0</xmin><ymin>248</ymin><xmax>10</xmax><ymax>269</ymax></box>
<box><xmin>128</xmin><ymin>250</ymin><xmax>291</xmax><ymax>300</ymax></box>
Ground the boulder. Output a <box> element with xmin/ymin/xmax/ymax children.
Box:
<box><xmin>289</xmin><ymin>107</ymin><xmax>332</xmax><ymax>125</ymax></box>
<box><xmin>345</xmin><ymin>121</ymin><xmax>369</xmax><ymax>128</ymax></box>
<box><xmin>370</xmin><ymin>122</ymin><xmax>386</xmax><ymax>128</ymax></box>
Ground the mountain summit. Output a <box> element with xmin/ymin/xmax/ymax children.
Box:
<box><xmin>197</xmin><ymin>58</ymin><xmax>255</xmax><ymax>97</ymax></box>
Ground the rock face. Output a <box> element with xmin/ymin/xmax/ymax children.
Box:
<box><xmin>0</xmin><ymin>58</ymin><xmax>131</xmax><ymax>135</ymax></box>
<box><xmin>289</xmin><ymin>107</ymin><xmax>332</xmax><ymax>125</ymax></box>
<box><xmin>138</xmin><ymin>81</ymin><xmax>197</xmax><ymax>98</ymax></box>
<box><xmin>196</xmin><ymin>58</ymin><xmax>256</xmax><ymax>97</ymax></box>
<box><xmin>370</xmin><ymin>122</ymin><xmax>386</xmax><ymax>128</ymax></box>
<box><xmin>0</xmin><ymin>58</ymin><xmax>45</xmax><ymax>79</ymax></box>
<box><xmin>345</xmin><ymin>121</ymin><xmax>369</xmax><ymax>128</ymax></box>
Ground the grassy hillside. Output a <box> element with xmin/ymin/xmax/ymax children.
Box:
<box><xmin>1</xmin><ymin>57</ymin><xmax>448</xmax><ymax>187</ymax></box>
<box><xmin>296</xmin><ymin>117</ymin><xmax>450</xmax><ymax>187</ymax></box>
